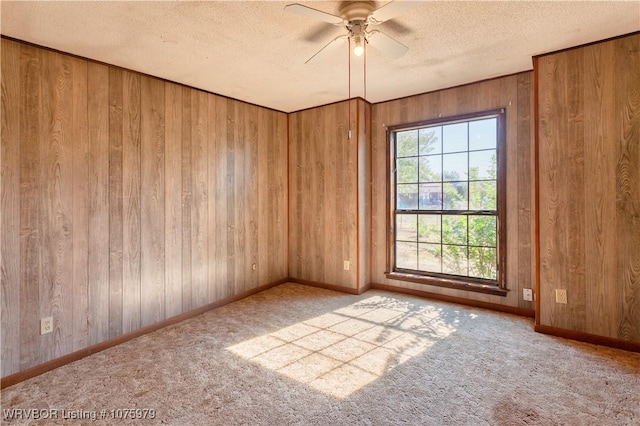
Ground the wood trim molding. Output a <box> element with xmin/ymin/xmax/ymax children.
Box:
<box><xmin>532</xmin><ymin>30</ymin><xmax>640</xmax><ymax>60</ymax></box>
<box><xmin>532</xmin><ymin>56</ymin><xmax>541</xmax><ymax>325</ymax></box>
<box><xmin>356</xmin><ymin>99</ymin><xmax>361</xmax><ymax>292</ymax></box>
<box><xmin>0</xmin><ymin>36</ymin><xmax>289</xmax><ymax>115</ymax></box>
<box><xmin>290</xmin><ymin>96</ymin><xmax>369</xmax><ymax>114</ymax></box>
<box><xmin>0</xmin><ymin>278</ymin><xmax>288</xmax><ymax>389</ymax></box>
<box><xmin>373</xmin><ymin>71</ymin><xmax>534</xmax><ymax>107</ymax></box>
<box><xmin>290</xmin><ymin>278</ymin><xmax>362</xmax><ymax>295</ymax></box>
<box><xmin>384</xmin><ymin>108</ymin><xmax>508</xmax><ymax>294</ymax></box>
<box><xmin>535</xmin><ymin>324</ymin><xmax>640</xmax><ymax>353</ymax></box>
<box><xmin>286</xmin><ymin>113</ymin><xmax>291</xmax><ymax>279</ymax></box>
<box><xmin>384</xmin><ymin>272</ymin><xmax>508</xmax><ymax>296</ymax></box>
<box><xmin>371</xmin><ymin>283</ymin><xmax>535</xmax><ymax>318</ymax></box>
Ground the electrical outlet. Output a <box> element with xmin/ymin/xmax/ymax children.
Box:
<box><xmin>40</xmin><ymin>317</ymin><xmax>53</xmax><ymax>335</ymax></box>
<box><xmin>343</xmin><ymin>260</ymin><xmax>350</xmax><ymax>271</ymax></box>
<box><xmin>555</xmin><ymin>289</ymin><xmax>567</xmax><ymax>304</ymax></box>
<box><xmin>523</xmin><ymin>288</ymin><xmax>533</xmax><ymax>302</ymax></box>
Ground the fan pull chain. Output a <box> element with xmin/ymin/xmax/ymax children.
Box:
<box><xmin>364</xmin><ymin>39</ymin><xmax>367</xmax><ymax>135</ymax></box>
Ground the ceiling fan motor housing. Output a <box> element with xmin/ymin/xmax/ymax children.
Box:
<box><xmin>339</xmin><ymin>1</ymin><xmax>376</xmax><ymax>22</ymax></box>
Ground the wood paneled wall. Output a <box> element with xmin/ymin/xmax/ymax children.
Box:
<box><xmin>537</xmin><ymin>33</ymin><xmax>640</xmax><ymax>342</ymax></box>
<box><xmin>0</xmin><ymin>39</ymin><xmax>288</xmax><ymax>377</ymax></box>
<box><xmin>370</xmin><ymin>73</ymin><xmax>535</xmax><ymax>309</ymax></box>
<box><xmin>289</xmin><ymin>99</ymin><xmax>368</xmax><ymax>290</ymax></box>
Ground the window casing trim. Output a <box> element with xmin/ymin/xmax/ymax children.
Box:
<box><xmin>385</xmin><ymin>109</ymin><xmax>508</xmax><ymax>295</ymax></box>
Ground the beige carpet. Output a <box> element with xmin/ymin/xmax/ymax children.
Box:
<box><xmin>2</xmin><ymin>283</ymin><xmax>639</xmax><ymax>425</ymax></box>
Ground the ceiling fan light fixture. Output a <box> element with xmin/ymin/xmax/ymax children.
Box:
<box><xmin>353</xmin><ymin>35</ymin><xmax>365</xmax><ymax>57</ymax></box>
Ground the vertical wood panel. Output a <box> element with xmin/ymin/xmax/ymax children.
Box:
<box><xmin>370</xmin><ymin>100</ymin><xmax>388</xmax><ymax>291</ymax></box>
<box><xmin>274</xmin><ymin>112</ymin><xmax>288</xmax><ymax>280</ymax></box>
<box><xmin>40</xmin><ymin>49</ymin><xmax>75</xmax><ymax>360</ymax></box>
<box><xmin>584</xmin><ymin>43</ymin><xmax>617</xmax><ymax>337</ymax></box>
<box><xmin>517</xmin><ymin>73</ymin><xmax>534</xmax><ymax>310</ymax></box>
<box><xmin>1</xmin><ymin>40</ymin><xmax>22</xmax><ymax>376</ymax></box>
<box><xmin>122</xmin><ymin>71</ymin><xmax>141</xmax><ymax>333</ymax></box>
<box><xmin>344</xmin><ymin>101</ymin><xmax>358</xmax><ymax>287</ymax></box>
<box><xmin>257</xmin><ymin>108</ymin><xmax>269</xmax><ymax>285</ymax></box>
<box><xmin>191</xmin><ymin>91</ymin><xmax>209</xmax><ymax>307</ymax></box>
<box><xmin>207</xmin><ymin>94</ymin><xmax>218</xmax><ymax>300</ymax></box>
<box><xmin>313</xmin><ymin>108</ymin><xmax>324</xmax><ymax>283</ymax></box>
<box><xmin>324</xmin><ymin>108</ymin><xmax>336</xmax><ymax>286</ymax></box>
<box><xmin>164</xmin><ymin>82</ymin><xmax>183</xmax><ymax>318</ymax></box>
<box><xmin>539</xmin><ymin>54</ymin><xmax>567</xmax><ymax>327</ymax></box>
<box><xmin>1</xmin><ymin>39</ymin><xmax>288</xmax><ymax>378</ymax></box>
<box><xmin>225</xmin><ymin>99</ymin><xmax>236</xmax><ymax>294</ymax></box>
<box><xmin>288</xmin><ymin>101</ymin><xmax>358</xmax><ymax>289</ymax></box>
<box><xmin>503</xmin><ymin>76</ymin><xmax>520</xmax><ymax>307</ymax></box>
<box><xmin>19</xmin><ymin>43</ymin><xmax>41</xmax><ymax>370</ymax></box>
<box><xmin>71</xmin><ymin>57</ymin><xmax>89</xmax><ymax>351</ymax></box>
<box><xmin>140</xmin><ymin>76</ymin><xmax>165</xmax><ymax>326</ymax></box>
<box><xmin>358</xmin><ymin>100</ymin><xmax>371</xmax><ymax>290</ymax></box>
<box><xmin>87</xmin><ymin>62</ymin><xmax>110</xmax><ymax>345</ymax></box>
<box><xmin>289</xmin><ymin>113</ymin><xmax>301</xmax><ymax>279</ymax></box>
<box><xmin>108</xmin><ymin>67</ymin><xmax>124</xmax><ymax>338</ymax></box>
<box><xmin>538</xmin><ymin>33</ymin><xmax>640</xmax><ymax>342</ymax></box>
<box><xmin>246</xmin><ymin>105</ymin><xmax>259</xmax><ymax>292</ymax></box>
<box><xmin>212</xmin><ymin>95</ymin><xmax>228</xmax><ymax>299</ymax></box>
<box><xmin>614</xmin><ymin>36</ymin><xmax>640</xmax><ymax>342</ymax></box>
<box><xmin>181</xmin><ymin>87</ymin><xmax>193</xmax><ymax>312</ymax></box>
<box><xmin>233</xmin><ymin>102</ymin><xmax>246</xmax><ymax>294</ymax></box>
<box><xmin>565</xmin><ymin>50</ymin><xmax>587</xmax><ymax>330</ymax></box>
<box><xmin>38</xmin><ymin>49</ymin><xmax>55</xmax><ymax>361</ymax></box>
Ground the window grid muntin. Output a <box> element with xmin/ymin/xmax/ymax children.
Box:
<box><xmin>393</xmin><ymin>114</ymin><xmax>500</xmax><ymax>282</ymax></box>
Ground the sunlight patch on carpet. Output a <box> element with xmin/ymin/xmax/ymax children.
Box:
<box><xmin>226</xmin><ymin>295</ymin><xmax>456</xmax><ymax>398</ymax></box>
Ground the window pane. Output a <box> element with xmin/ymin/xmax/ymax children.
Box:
<box><xmin>396</xmin><ymin>130</ymin><xmax>418</xmax><ymax>157</ymax></box>
<box><xmin>396</xmin><ymin>242</ymin><xmax>417</xmax><ymax>270</ymax></box>
<box><xmin>469</xmin><ymin>247</ymin><xmax>497</xmax><ymax>280</ymax></box>
<box><xmin>469</xmin><ymin>181</ymin><xmax>496</xmax><ymax>210</ymax></box>
<box><xmin>469</xmin><ymin>215</ymin><xmax>496</xmax><ymax>247</ymax></box>
<box><xmin>419</xmin><ymin>155</ymin><xmax>441</xmax><ymax>182</ymax></box>
<box><xmin>442</xmin><ymin>122</ymin><xmax>468</xmax><ymax>153</ymax></box>
<box><xmin>419</xmin><ymin>127</ymin><xmax>441</xmax><ymax>155</ymax></box>
<box><xmin>397</xmin><ymin>158</ymin><xmax>418</xmax><ymax>183</ymax></box>
<box><xmin>469</xmin><ymin>149</ymin><xmax>497</xmax><ymax>180</ymax></box>
<box><xmin>419</xmin><ymin>243</ymin><xmax>442</xmax><ymax>273</ymax></box>
<box><xmin>396</xmin><ymin>214</ymin><xmax>418</xmax><ymax>242</ymax></box>
<box><xmin>469</xmin><ymin>118</ymin><xmax>497</xmax><ymax>151</ymax></box>
<box><xmin>443</xmin><ymin>182</ymin><xmax>468</xmax><ymax>210</ymax></box>
<box><xmin>442</xmin><ymin>215</ymin><xmax>467</xmax><ymax>245</ymax></box>
<box><xmin>419</xmin><ymin>183</ymin><xmax>443</xmax><ymax>210</ymax></box>
<box><xmin>443</xmin><ymin>152</ymin><xmax>468</xmax><ymax>182</ymax></box>
<box><xmin>392</xmin><ymin>111</ymin><xmax>503</xmax><ymax>285</ymax></box>
<box><xmin>418</xmin><ymin>215</ymin><xmax>441</xmax><ymax>243</ymax></box>
<box><xmin>442</xmin><ymin>245</ymin><xmax>468</xmax><ymax>276</ymax></box>
<box><xmin>397</xmin><ymin>184</ymin><xmax>418</xmax><ymax>209</ymax></box>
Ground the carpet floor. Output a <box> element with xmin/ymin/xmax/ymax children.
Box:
<box><xmin>2</xmin><ymin>283</ymin><xmax>639</xmax><ymax>425</ymax></box>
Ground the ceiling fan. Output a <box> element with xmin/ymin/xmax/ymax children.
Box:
<box><xmin>285</xmin><ymin>1</ymin><xmax>422</xmax><ymax>64</ymax></box>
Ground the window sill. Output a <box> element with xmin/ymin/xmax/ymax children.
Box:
<box><xmin>384</xmin><ymin>271</ymin><xmax>508</xmax><ymax>297</ymax></box>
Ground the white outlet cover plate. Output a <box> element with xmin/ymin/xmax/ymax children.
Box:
<box><xmin>523</xmin><ymin>288</ymin><xmax>533</xmax><ymax>302</ymax></box>
<box><xmin>40</xmin><ymin>316</ymin><xmax>53</xmax><ymax>335</ymax></box>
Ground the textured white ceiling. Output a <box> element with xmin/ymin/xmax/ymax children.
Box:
<box><xmin>2</xmin><ymin>1</ymin><xmax>639</xmax><ymax>112</ymax></box>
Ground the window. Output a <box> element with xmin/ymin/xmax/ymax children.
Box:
<box><xmin>387</xmin><ymin>110</ymin><xmax>506</xmax><ymax>295</ymax></box>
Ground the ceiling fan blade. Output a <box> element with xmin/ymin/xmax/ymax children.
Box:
<box><xmin>368</xmin><ymin>0</ymin><xmax>425</xmax><ymax>24</ymax></box>
<box><xmin>367</xmin><ymin>31</ymin><xmax>408</xmax><ymax>59</ymax></box>
<box><xmin>305</xmin><ymin>35</ymin><xmax>348</xmax><ymax>64</ymax></box>
<box><xmin>284</xmin><ymin>3</ymin><xmax>344</xmax><ymax>25</ymax></box>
